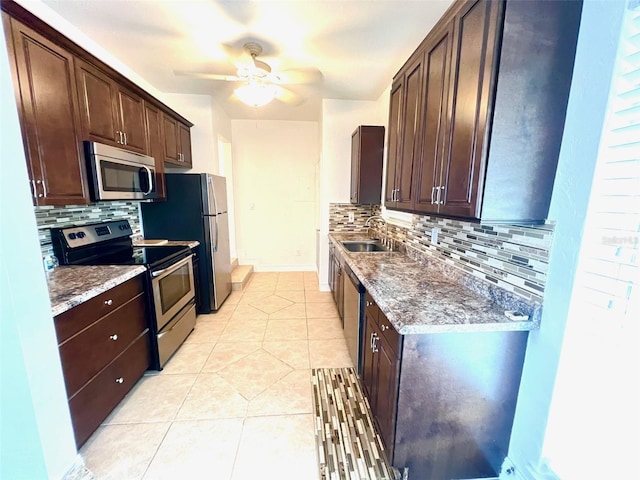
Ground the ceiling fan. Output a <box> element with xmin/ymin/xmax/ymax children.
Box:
<box><xmin>174</xmin><ymin>42</ymin><xmax>321</xmax><ymax>107</ymax></box>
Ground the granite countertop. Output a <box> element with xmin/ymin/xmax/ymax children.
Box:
<box><xmin>47</xmin><ymin>265</ymin><xmax>147</xmax><ymax>317</ymax></box>
<box><xmin>329</xmin><ymin>233</ymin><xmax>540</xmax><ymax>335</ymax></box>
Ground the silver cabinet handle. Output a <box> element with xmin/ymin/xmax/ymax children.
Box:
<box><xmin>115</xmin><ymin>377</ymin><xmax>124</xmax><ymax>384</ymax></box>
<box><xmin>104</xmin><ymin>299</ymin><xmax>113</xmax><ymax>306</ymax></box>
<box><xmin>109</xmin><ymin>334</ymin><xmax>118</xmax><ymax>341</ymax></box>
<box><xmin>366</xmin><ymin>301</ymin><xmax>371</xmax><ymax>307</ymax></box>
<box><xmin>35</xmin><ymin>179</ymin><xmax>44</xmax><ymax>198</ymax></box>
<box><xmin>431</xmin><ymin>186</ymin><xmax>436</xmax><ymax>204</ymax></box>
<box><xmin>439</xmin><ymin>185</ymin><xmax>445</xmax><ymax>205</ymax></box>
<box><xmin>381</xmin><ymin>324</ymin><xmax>388</xmax><ymax>331</ymax></box>
<box><xmin>123</xmin><ymin>132</ymin><xmax>127</xmax><ymax>145</ymax></box>
<box><xmin>116</xmin><ymin>131</ymin><xmax>121</xmax><ymax>144</ymax></box>
<box><xmin>372</xmin><ymin>333</ymin><xmax>379</xmax><ymax>353</ymax></box>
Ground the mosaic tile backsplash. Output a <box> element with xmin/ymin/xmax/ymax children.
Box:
<box><xmin>329</xmin><ymin>203</ymin><xmax>553</xmax><ymax>303</ymax></box>
<box><xmin>35</xmin><ymin>202</ymin><xmax>142</xmax><ymax>259</ymax></box>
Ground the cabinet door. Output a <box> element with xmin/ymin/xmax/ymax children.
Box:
<box><xmin>350</xmin><ymin>128</ymin><xmax>360</xmax><ymax>203</ymax></box>
<box><xmin>361</xmin><ymin>310</ymin><xmax>377</xmax><ymax>404</ymax></box>
<box><xmin>5</xmin><ymin>14</ymin><xmax>89</xmax><ymax>206</ymax></box>
<box><xmin>395</xmin><ymin>55</ymin><xmax>423</xmax><ymax>210</ymax></box>
<box><xmin>75</xmin><ymin>58</ymin><xmax>120</xmax><ymax>146</ymax></box>
<box><xmin>384</xmin><ymin>81</ymin><xmax>402</xmax><ymax>207</ymax></box>
<box><xmin>414</xmin><ymin>22</ymin><xmax>453</xmax><ymax>214</ymax></box>
<box><xmin>439</xmin><ymin>0</ymin><xmax>500</xmax><ymax>218</ymax></box>
<box><xmin>116</xmin><ymin>86</ymin><xmax>146</xmax><ymax>153</ymax></box>
<box><xmin>144</xmin><ymin>102</ymin><xmax>166</xmax><ymax>199</ymax></box>
<box><xmin>178</xmin><ymin>122</ymin><xmax>192</xmax><ymax>167</ymax></box>
<box><xmin>162</xmin><ymin>113</ymin><xmax>181</xmax><ymax>165</ymax></box>
<box><xmin>374</xmin><ymin>332</ymin><xmax>400</xmax><ymax>451</ymax></box>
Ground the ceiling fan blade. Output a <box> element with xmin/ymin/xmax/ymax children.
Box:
<box><xmin>273</xmin><ymin>67</ymin><xmax>323</xmax><ymax>85</ymax></box>
<box><xmin>275</xmin><ymin>86</ymin><xmax>305</xmax><ymax>106</ymax></box>
<box><xmin>173</xmin><ymin>70</ymin><xmax>242</xmax><ymax>82</ymax></box>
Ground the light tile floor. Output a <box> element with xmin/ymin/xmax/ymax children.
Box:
<box><xmin>80</xmin><ymin>271</ymin><xmax>353</xmax><ymax>480</ymax></box>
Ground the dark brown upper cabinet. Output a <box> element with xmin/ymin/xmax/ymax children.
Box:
<box><xmin>351</xmin><ymin>125</ymin><xmax>384</xmax><ymax>205</ymax></box>
<box><xmin>143</xmin><ymin>102</ymin><xmax>166</xmax><ymax>200</ymax></box>
<box><xmin>412</xmin><ymin>21</ymin><xmax>454</xmax><ymax>215</ymax></box>
<box><xmin>2</xmin><ymin>0</ymin><xmax>194</xmax><ymax>205</ymax></box>
<box><xmin>75</xmin><ymin>58</ymin><xmax>146</xmax><ymax>154</ymax></box>
<box><xmin>385</xmin><ymin>55</ymin><xmax>423</xmax><ymax>211</ymax></box>
<box><xmin>3</xmin><ymin>13</ymin><xmax>89</xmax><ymax>206</ymax></box>
<box><xmin>162</xmin><ymin>112</ymin><xmax>192</xmax><ymax>168</ymax></box>
<box><xmin>387</xmin><ymin>0</ymin><xmax>583</xmax><ymax>224</ymax></box>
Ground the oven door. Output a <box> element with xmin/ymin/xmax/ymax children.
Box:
<box><xmin>151</xmin><ymin>255</ymin><xmax>195</xmax><ymax>331</ymax></box>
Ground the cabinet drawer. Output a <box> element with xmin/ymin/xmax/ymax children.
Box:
<box><xmin>59</xmin><ymin>293</ymin><xmax>147</xmax><ymax>397</ymax></box>
<box><xmin>68</xmin><ymin>331</ymin><xmax>150</xmax><ymax>447</ymax></box>
<box><xmin>55</xmin><ymin>275</ymin><xmax>145</xmax><ymax>343</ymax></box>
<box><xmin>364</xmin><ymin>292</ymin><xmax>379</xmax><ymax>323</ymax></box>
<box><xmin>377</xmin><ymin>312</ymin><xmax>401</xmax><ymax>358</ymax></box>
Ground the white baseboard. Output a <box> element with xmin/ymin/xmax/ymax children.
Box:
<box><xmin>499</xmin><ymin>457</ymin><xmax>560</xmax><ymax>480</ymax></box>
<box><xmin>62</xmin><ymin>455</ymin><xmax>93</xmax><ymax>480</ymax></box>
<box><xmin>252</xmin><ymin>264</ymin><xmax>317</xmax><ymax>272</ymax></box>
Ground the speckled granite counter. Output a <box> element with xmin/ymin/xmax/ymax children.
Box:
<box><xmin>47</xmin><ymin>265</ymin><xmax>147</xmax><ymax>317</ymax></box>
<box><xmin>329</xmin><ymin>233</ymin><xmax>540</xmax><ymax>334</ymax></box>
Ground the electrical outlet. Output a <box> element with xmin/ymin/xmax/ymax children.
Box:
<box><xmin>431</xmin><ymin>227</ymin><xmax>439</xmax><ymax>245</ymax></box>
<box><xmin>348</xmin><ymin>212</ymin><xmax>355</xmax><ymax>223</ymax></box>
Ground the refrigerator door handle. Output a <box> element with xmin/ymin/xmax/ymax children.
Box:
<box><xmin>214</xmin><ymin>215</ymin><xmax>219</xmax><ymax>252</ymax></box>
<box><xmin>209</xmin><ymin>215</ymin><xmax>219</xmax><ymax>253</ymax></box>
<box><xmin>209</xmin><ymin>175</ymin><xmax>219</xmax><ymax>215</ymax></box>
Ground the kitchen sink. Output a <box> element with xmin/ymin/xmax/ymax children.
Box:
<box><xmin>341</xmin><ymin>240</ymin><xmax>390</xmax><ymax>252</ymax></box>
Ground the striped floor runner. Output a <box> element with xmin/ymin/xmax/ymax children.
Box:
<box><xmin>312</xmin><ymin>368</ymin><xmax>398</xmax><ymax>480</ymax></box>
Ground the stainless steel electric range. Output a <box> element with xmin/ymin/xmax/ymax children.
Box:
<box><xmin>51</xmin><ymin>219</ymin><xmax>196</xmax><ymax>370</ymax></box>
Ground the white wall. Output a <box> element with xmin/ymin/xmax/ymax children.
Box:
<box><xmin>231</xmin><ymin>120</ymin><xmax>319</xmax><ymax>271</ymax></box>
<box><xmin>503</xmin><ymin>2</ymin><xmax>627</xmax><ymax>479</ymax></box>
<box><xmin>317</xmin><ymin>98</ymin><xmax>389</xmax><ymax>288</ymax></box>
<box><xmin>0</xmin><ymin>20</ymin><xmax>78</xmax><ymax>479</ymax></box>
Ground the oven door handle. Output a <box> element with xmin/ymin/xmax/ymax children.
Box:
<box><xmin>151</xmin><ymin>254</ymin><xmax>193</xmax><ymax>278</ymax></box>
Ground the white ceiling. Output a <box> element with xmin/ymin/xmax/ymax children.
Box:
<box><xmin>42</xmin><ymin>0</ymin><xmax>454</xmax><ymax>121</ymax></box>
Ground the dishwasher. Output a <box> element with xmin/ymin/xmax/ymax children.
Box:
<box><xmin>343</xmin><ymin>263</ymin><xmax>365</xmax><ymax>375</ymax></box>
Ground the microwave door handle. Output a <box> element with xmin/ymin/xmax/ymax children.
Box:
<box><xmin>141</xmin><ymin>166</ymin><xmax>153</xmax><ymax>195</ymax></box>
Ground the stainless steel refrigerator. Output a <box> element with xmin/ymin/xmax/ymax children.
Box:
<box><xmin>140</xmin><ymin>173</ymin><xmax>232</xmax><ymax>312</ymax></box>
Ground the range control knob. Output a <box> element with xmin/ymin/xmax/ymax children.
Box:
<box><xmin>68</xmin><ymin>233</ymin><xmax>77</xmax><ymax>240</ymax></box>
<box><xmin>76</xmin><ymin>232</ymin><xmax>86</xmax><ymax>239</ymax></box>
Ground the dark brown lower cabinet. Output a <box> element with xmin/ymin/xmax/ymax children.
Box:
<box><xmin>361</xmin><ymin>290</ymin><xmax>528</xmax><ymax>480</ymax></box>
<box><xmin>54</xmin><ymin>275</ymin><xmax>150</xmax><ymax>447</ymax></box>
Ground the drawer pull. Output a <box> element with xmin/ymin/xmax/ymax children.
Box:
<box><xmin>104</xmin><ymin>299</ymin><xmax>113</xmax><ymax>306</ymax></box>
<box><xmin>115</xmin><ymin>377</ymin><xmax>124</xmax><ymax>384</ymax></box>
<box><xmin>109</xmin><ymin>334</ymin><xmax>118</xmax><ymax>341</ymax></box>
<box><xmin>381</xmin><ymin>324</ymin><xmax>388</xmax><ymax>331</ymax></box>
<box><xmin>366</xmin><ymin>301</ymin><xmax>372</xmax><ymax>307</ymax></box>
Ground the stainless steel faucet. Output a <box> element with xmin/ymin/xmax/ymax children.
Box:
<box><xmin>364</xmin><ymin>215</ymin><xmax>385</xmax><ymax>227</ymax></box>
<box><xmin>364</xmin><ymin>215</ymin><xmax>390</xmax><ymax>247</ymax></box>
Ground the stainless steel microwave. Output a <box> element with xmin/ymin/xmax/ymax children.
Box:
<box><xmin>85</xmin><ymin>141</ymin><xmax>157</xmax><ymax>201</ymax></box>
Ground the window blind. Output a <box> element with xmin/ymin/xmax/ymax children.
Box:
<box><xmin>577</xmin><ymin>3</ymin><xmax>640</xmax><ymax>318</ymax></box>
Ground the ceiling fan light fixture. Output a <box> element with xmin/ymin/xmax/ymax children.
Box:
<box><xmin>234</xmin><ymin>80</ymin><xmax>278</xmax><ymax>107</ymax></box>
